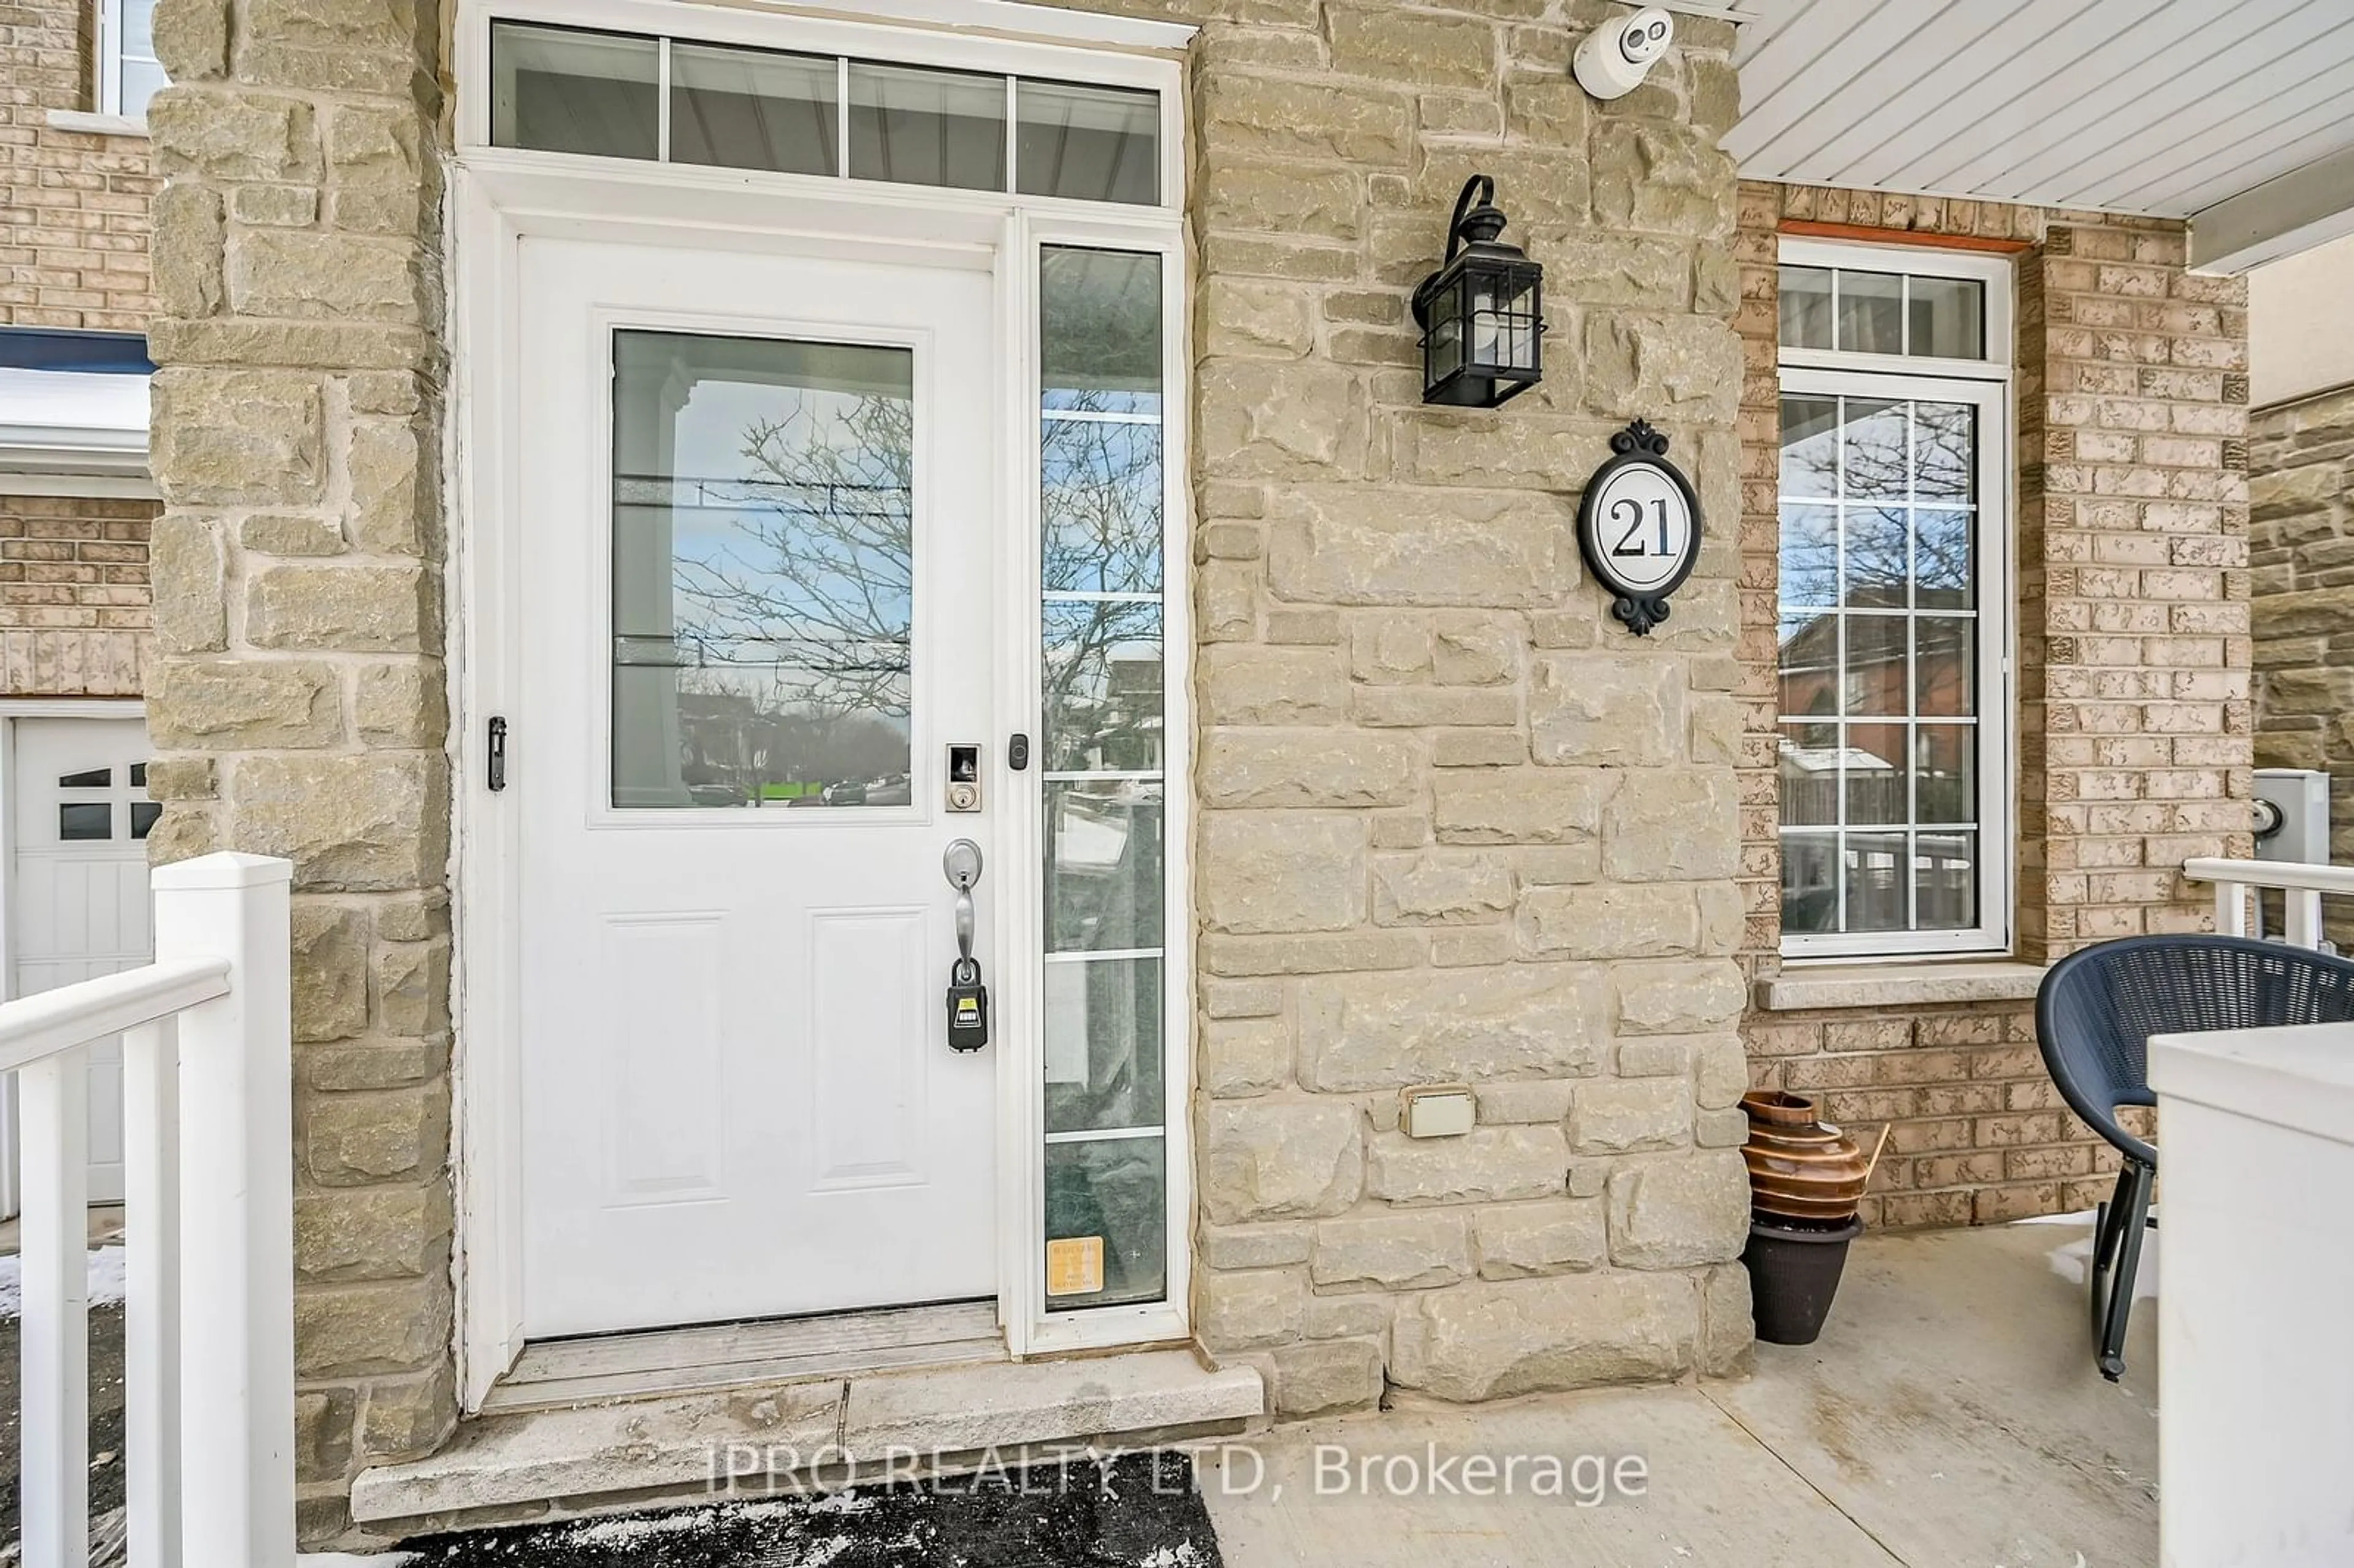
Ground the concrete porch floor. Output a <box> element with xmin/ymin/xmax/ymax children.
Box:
<box><xmin>1205</xmin><ymin>1217</ymin><xmax>2158</xmax><ymax>1567</ymax></box>
<box><xmin>368</xmin><ymin>1215</ymin><xmax>2158</xmax><ymax>1565</ymax></box>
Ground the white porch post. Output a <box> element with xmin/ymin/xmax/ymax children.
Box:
<box><xmin>153</xmin><ymin>852</ymin><xmax>295</xmax><ymax>1568</ymax></box>
<box><xmin>2214</xmin><ymin>878</ymin><xmax>2247</xmax><ymax>938</ymax></box>
<box><xmin>122</xmin><ymin>1013</ymin><xmax>182</xmax><ymax>1568</ymax></box>
<box><xmin>18</xmin><ymin>1044</ymin><xmax>91</xmax><ymax>1568</ymax></box>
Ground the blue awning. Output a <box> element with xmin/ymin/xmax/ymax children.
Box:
<box><xmin>0</xmin><ymin>330</ymin><xmax>152</xmax><ymax>483</ymax></box>
<box><xmin>0</xmin><ymin>327</ymin><xmax>155</xmax><ymax>376</ymax></box>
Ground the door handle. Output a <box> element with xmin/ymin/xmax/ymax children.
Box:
<box><xmin>942</xmin><ymin>839</ymin><xmax>988</xmax><ymax>1051</ymax></box>
<box><xmin>943</xmin><ymin>839</ymin><xmax>983</xmax><ymax>968</ymax></box>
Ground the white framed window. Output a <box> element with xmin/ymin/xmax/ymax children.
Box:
<box><xmin>99</xmin><ymin>0</ymin><xmax>166</xmax><ymax>120</ymax></box>
<box><xmin>1777</xmin><ymin>240</ymin><xmax>2014</xmax><ymax>960</ymax></box>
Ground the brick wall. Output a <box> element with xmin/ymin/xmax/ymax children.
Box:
<box><xmin>1734</xmin><ymin>182</ymin><xmax>2250</xmax><ymax>1228</ymax></box>
<box><xmin>0</xmin><ymin>492</ymin><xmax>154</xmax><ymax>695</ymax></box>
<box><xmin>0</xmin><ymin>0</ymin><xmax>157</xmax><ymax>328</ymax></box>
<box><xmin>2251</xmin><ymin>385</ymin><xmax>2354</xmax><ymax>948</ymax></box>
<box><xmin>2019</xmin><ymin>223</ymin><xmax>2253</xmax><ymax>951</ymax></box>
<box><xmin>1</xmin><ymin>0</ymin><xmax>159</xmax><ymax>690</ymax></box>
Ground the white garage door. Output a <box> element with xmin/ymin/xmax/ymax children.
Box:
<box><xmin>10</xmin><ymin>715</ymin><xmax>157</xmax><ymax>1206</ymax></box>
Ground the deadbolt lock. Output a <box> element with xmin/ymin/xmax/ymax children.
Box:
<box><xmin>947</xmin><ymin>743</ymin><xmax>981</xmax><ymax>812</ymax></box>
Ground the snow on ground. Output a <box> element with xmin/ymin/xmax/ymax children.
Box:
<box><xmin>2028</xmin><ymin>1208</ymin><xmax>2162</xmax><ymax>1303</ymax></box>
<box><xmin>298</xmin><ymin>1556</ymin><xmax>420</xmax><ymax>1567</ymax></box>
<box><xmin>0</xmin><ymin>1244</ymin><xmax>126</xmax><ymax>1318</ymax></box>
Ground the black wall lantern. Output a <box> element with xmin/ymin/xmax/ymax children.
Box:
<box><xmin>1411</xmin><ymin>175</ymin><xmax>1545</xmax><ymax>409</ymax></box>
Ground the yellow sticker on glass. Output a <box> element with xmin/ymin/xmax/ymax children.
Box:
<box><xmin>1046</xmin><ymin>1236</ymin><xmax>1105</xmax><ymax>1297</ymax></box>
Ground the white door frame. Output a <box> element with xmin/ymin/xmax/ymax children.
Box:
<box><xmin>0</xmin><ymin>697</ymin><xmax>147</xmax><ymax>1219</ymax></box>
<box><xmin>449</xmin><ymin>0</ymin><xmax>1192</xmax><ymax>1410</ymax></box>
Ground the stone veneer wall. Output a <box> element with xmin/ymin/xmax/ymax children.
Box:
<box><xmin>0</xmin><ymin>0</ymin><xmax>156</xmax><ymax>330</ymax></box>
<box><xmin>1174</xmin><ymin>0</ymin><xmax>1754</xmax><ymax>1418</ymax></box>
<box><xmin>1733</xmin><ymin>182</ymin><xmax>2251</xmax><ymax>1228</ymax></box>
<box><xmin>2251</xmin><ymin>384</ymin><xmax>2354</xmax><ymax>950</ymax></box>
<box><xmin>0</xmin><ymin>493</ymin><xmax>154</xmax><ymax>695</ymax></box>
<box><xmin>147</xmin><ymin>0</ymin><xmax>1773</xmax><ymax>1532</ymax></box>
<box><xmin>141</xmin><ymin>0</ymin><xmax>449</xmax><ymax>1540</ymax></box>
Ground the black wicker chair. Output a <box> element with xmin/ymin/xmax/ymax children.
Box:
<box><xmin>2036</xmin><ymin>934</ymin><xmax>2354</xmax><ymax>1379</ymax></box>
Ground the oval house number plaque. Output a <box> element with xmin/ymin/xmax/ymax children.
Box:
<box><xmin>1577</xmin><ymin>419</ymin><xmax>1702</xmax><ymax>636</ymax></box>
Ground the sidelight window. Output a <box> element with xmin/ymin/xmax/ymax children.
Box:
<box><xmin>1777</xmin><ymin>243</ymin><xmax>2011</xmax><ymax>959</ymax></box>
<box><xmin>1037</xmin><ymin>245</ymin><xmax>1171</xmax><ymax>1313</ymax></box>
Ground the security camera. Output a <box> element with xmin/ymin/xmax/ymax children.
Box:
<box><xmin>1574</xmin><ymin>5</ymin><xmax>1674</xmax><ymax>101</ymax></box>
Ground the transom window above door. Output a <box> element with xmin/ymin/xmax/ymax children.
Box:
<box><xmin>489</xmin><ymin>20</ymin><xmax>1161</xmax><ymax>205</ymax></box>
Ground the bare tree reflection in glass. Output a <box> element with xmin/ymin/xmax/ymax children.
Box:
<box><xmin>611</xmin><ymin>330</ymin><xmax>916</xmax><ymax>809</ymax></box>
<box><xmin>1774</xmin><ymin>389</ymin><xmax>1982</xmax><ymax>937</ymax></box>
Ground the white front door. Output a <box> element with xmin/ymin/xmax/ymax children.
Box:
<box><xmin>10</xmin><ymin>715</ymin><xmax>157</xmax><ymax>1208</ymax></box>
<box><xmin>515</xmin><ymin>236</ymin><xmax>1003</xmax><ymax>1339</ymax></box>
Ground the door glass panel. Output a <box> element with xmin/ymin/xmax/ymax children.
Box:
<box><xmin>491</xmin><ymin>22</ymin><xmax>659</xmax><ymax>160</ymax></box>
<box><xmin>610</xmin><ymin>329</ymin><xmax>914</xmax><ymax>809</ymax></box>
<box><xmin>670</xmin><ymin>42</ymin><xmax>837</xmax><ymax>176</ymax></box>
<box><xmin>1038</xmin><ymin>245</ymin><xmax>1169</xmax><ymax>1312</ymax></box>
<box><xmin>848</xmin><ymin>62</ymin><xmax>1007</xmax><ymax>192</ymax></box>
<box><xmin>1016</xmin><ymin>80</ymin><xmax>1157</xmax><ymax>205</ymax></box>
<box><xmin>1045</xmin><ymin>1135</ymin><xmax>1165</xmax><ymax>1309</ymax></box>
<box><xmin>1042</xmin><ymin>248</ymin><xmax>1163</xmax><ymax>416</ymax></box>
<box><xmin>1045</xmin><ymin>781</ymin><xmax>1164</xmax><ymax>952</ymax></box>
<box><xmin>1043</xmin><ymin>601</ymin><xmax>1162</xmax><ymax>773</ymax></box>
<box><xmin>1042</xmin><ymin>419</ymin><xmax>1163</xmax><ymax>596</ymax></box>
<box><xmin>1045</xmin><ymin>956</ymin><xmax>1163</xmax><ymax>1134</ymax></box>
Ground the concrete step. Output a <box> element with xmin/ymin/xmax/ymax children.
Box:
<box><xmin>350</xmin><ymin>1348</ymin><xmax>1265</xmax><ymax>1536</ymax></box>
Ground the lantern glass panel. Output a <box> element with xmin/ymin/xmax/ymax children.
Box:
<box><xmin>1501</xmin><ymin>268</ymin><xmax>1541</xmax><ymax>373</ymax></box>
<box><xmin>1469</xmin><ymin>274</ymin><xmax>1503</xmax><ymax>371</ymax></box>
<box><xmin>1425</xmin><ymin>273</ymin><xmax>1466</xmax><ymax>382</ymax></box>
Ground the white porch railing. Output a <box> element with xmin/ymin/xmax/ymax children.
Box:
<box><xmin>3</xmin><ymin>852</ymin><xmax>294</xmax><ymax>1568</ymax></box>
<box><xmin>2183</xmin><ymin>856</ymin><xmax>2354</xmax><ymax>950</ymax></box>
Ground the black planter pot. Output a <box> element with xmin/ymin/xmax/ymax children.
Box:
<box><xmin>1743</xmin><ymin>1215</ymin><xmax>1864</xmax><ymax>1345</ymax></box>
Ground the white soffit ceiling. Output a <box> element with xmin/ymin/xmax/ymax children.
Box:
<box><xmin>1722</xmin><ymin>0</ymin><xmax>2354</xmax><ymax>271</ymax></box>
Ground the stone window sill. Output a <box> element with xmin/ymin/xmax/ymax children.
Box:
<box><xmin>1757</xmin><ymin>959</ymin><xmax>2047</xmax><ymax>1012</ymax></box>
<box><xmin>47</xmin><ymin>110</ymin><xmax>147</xmax><ymax>137</ymax></box>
